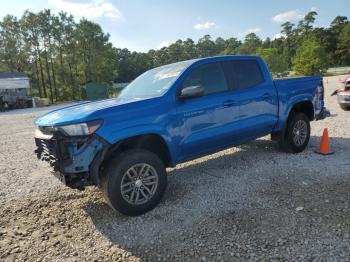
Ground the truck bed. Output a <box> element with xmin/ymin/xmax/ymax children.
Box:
<box><xmin>273</xmin><ymin>76</ymin><xmax>322</xmax><ymax>130</ymax></box>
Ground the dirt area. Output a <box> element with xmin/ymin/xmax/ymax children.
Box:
<box><xmin>0</xmin><ymin>76</ymin><xmax>349</xmax><ymax>261</ymax></box>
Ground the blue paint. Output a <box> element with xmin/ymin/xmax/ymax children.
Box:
<box><xmin>64</xmin><ymin>139</ymin><xmax>104</xmax><ymax>173</ymax></box>
<box><xmin>35</xmin><ymin>56</ymin><xmax>325</xmax><ymax>167</ymax></box>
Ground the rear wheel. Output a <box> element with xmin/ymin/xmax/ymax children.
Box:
<box><xmin>340</xmin><ymin>105</ymin><xmax>350</xmax><ymax>111</ymax></box>
<box><xmin>277</xmin><ymin>112</ymin><xmax>310</xmax><ymax>153</ymax></box>
<box><xmin>100</xmin><ymin>149</ymin><xmax>167</xmax><ymax>216</ymax></box>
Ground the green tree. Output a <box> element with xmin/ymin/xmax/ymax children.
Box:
<box><xmin>215</xmin><ymin>37</ymin><xmax>226</xmax><ymax>54</ymax></box>
<box><xmin>330</xmin><ymin>16</ymin><xmax>349</xmax><ymax>35</ymax></box>
<box><xmin>292</xmin><ymin>37</ymin><xmax>329</xmax><ymax>75</ymax></box>
<box><xmin>238</xmin><ymin>33</ymin><xmax>262</xmax><ymax>55</ymax></box>
<box><xmin>256</xmin><ymin>48</ymin><xmax>288</xmax><ymax>74</ymax></box>
<box><xmin>196</xmin><ymin>35</ymin><xmax>217</xmax><ymax>57</ymax></box>
<box><xmin>167</xmin><ymin>40</ymin><xmax>187</xmax><ymax>62</ymax></box>
<box><xmin>0</xmin><ymin>15</ymin><xmax>28</xmax><ymax>72</ymax></box>
<box><xmin>223</xmin><ymin>37</ymin><xmax>241</xmax><ymax>55</ymax></box>
<box><xmin>1</xmin><ymin>9</ymin><xmax>349</xmax><ymax>102</ymax></box>
<box><xmin>21</xmin><ymin>11</ymin><xmax>47</xmax><ymax>98</ymax></box>
<box><xmin>183</xmin><ymin>38</ymin><xmax>197</xmax><ymax>59</ymax></box>
<box><xmin>299</xmin><ymin>11</ymin><xmax>318</xmax><ymax>34</ymax></box>
<box><xmin>318</xmin><ymin>16</ymin><xmax>349</xmax><ymax>66</ymax></box>
<box><xmin>280</xmin><ymin>22</ymin><xmax>296</xmax><ymax>67</ymax></box>
<box><xmin>335</xmin><ymin>24</ymin><xmax>350</xmax><ymax>65</ymax></box>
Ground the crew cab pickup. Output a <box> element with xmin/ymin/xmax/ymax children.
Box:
<box><xmin>34</xmin><ymin>56</ymin><xmax>328</xmax><ymax>216</ymax></box>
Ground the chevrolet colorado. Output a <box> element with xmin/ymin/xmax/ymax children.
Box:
<box><xmin>34</xmin><ymin>56</ymin><xmax>328</xmax><ymax>216</ymax></box>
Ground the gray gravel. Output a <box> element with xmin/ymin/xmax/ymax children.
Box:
<box><xmin>0</xmin><ymin>75</ymin><xmax>349</xmax><ymax>261</ymax></box>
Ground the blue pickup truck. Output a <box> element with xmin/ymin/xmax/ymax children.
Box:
<box><xmin>34</xmin><ymin>56</ymin><xmax>327</xmax><ymax>216</ymax></box>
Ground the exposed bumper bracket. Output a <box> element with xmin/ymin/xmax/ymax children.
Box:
<box><xmin>315</xmin><ymin>107</ymin><xmax>330</xmax><ymax>120</ymax></box>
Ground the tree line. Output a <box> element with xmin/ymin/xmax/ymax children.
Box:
<box><xmin>0</xmin><ymin>10</ymin><xmax>116</xmax><ymax>102</ymax></box>
<box><xmin>0</xmin><ymin>10</ymin><xmax>349</xmax><ymax>102</ymax></box>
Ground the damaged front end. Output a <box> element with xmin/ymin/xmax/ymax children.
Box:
<box><xmin>34</xmin><ymin>124</ymin><xmax>109</xmax><ymax>190</ymax></box>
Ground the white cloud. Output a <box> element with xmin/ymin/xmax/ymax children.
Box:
<box><xmin>157</xmin><ymin>40</ymin><xmax>174</xmax><ymax>49</ymax></box>
<box><xmin>238</xmin><ymin>27</ymin><xmax>262</xmax><ymax>36</ymax></box>
<box><xmin>272</xmin><ymin>33</ymin><xmax>285</xmax><ymax>40</ymax></box>
<box><xmin>247</xmin><ymin>28</ymin><xmax>262</xmax><ymax>34</ymax></box>
<box><xmin>310</xmin><ymin>7</ymin><xmax>317</xmax><ymax>12</ymax></box>
<box><xmin>272</xmin><ymin>10</ymin><xmax>303</xmax><ymax>23</ymax></box>
<box><xmin>193</xmin><ymin>21</ymin><xmax>218</xmax><ymax>30</ymax></box>
<box><xmin>48</xmin><ymin>0</ymin><xmax>123</xmax><ymax>19</ymax></box>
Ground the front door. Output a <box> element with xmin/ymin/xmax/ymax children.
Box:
<box><xmin>174</xmin><ymin>61</ymin><xmax>240</xmax><ymax>161</ymax></box>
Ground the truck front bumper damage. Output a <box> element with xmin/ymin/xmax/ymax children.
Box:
<box><xmin>34</xmin><ymin>129</ymin><xmax>109</xmax><ymax>190</ymax></box>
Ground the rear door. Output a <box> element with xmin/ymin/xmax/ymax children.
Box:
<box><xmin>227</xmin><ymin>59</ymin><xmax>278</xmax><ymax>139</ymax></box>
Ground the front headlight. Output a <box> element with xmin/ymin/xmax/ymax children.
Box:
<box><xmin>58</xmin><ymin>120</ymin><xmax>103</xmax><ymax>136</ymax></box>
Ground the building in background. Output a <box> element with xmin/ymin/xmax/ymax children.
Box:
<box><xmin>82</xmin><ymin>82</ymin><xmax>109</xmax><ymax>101</ymax></box>
<box><xmin>112</xmin><ymin>83</ymin><xmax>129</xmax><ymax>97</ymax></box>
<box><xmin>0</xmin><ymin>72</ymin><xmax>32</xmax><ymax>110</ymax></box>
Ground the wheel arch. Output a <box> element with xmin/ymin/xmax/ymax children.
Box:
<box><xmin>288</xmin><ymin>100</ymin><xmax>315</xmax><ymax>122</ymax></box>
<box><xmin>272</xmin><ymin>99</ymin><xmax>314</xmax><ymax>141</ymax></box>
<box><xmin>104</xmin><ymin>133</ymin><xmax>173</xmax><ymax>168</ymax></box>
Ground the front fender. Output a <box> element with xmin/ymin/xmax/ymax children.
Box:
<box><xmin>96</xmin><ymin>124</ymin><xmax>175</xmax><ymax>161</ymax></box>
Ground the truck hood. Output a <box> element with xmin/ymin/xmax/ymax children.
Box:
<box><xmin>35</xmin><ymin>97</ymin><xmax>143</xmax><ymax>126</ymax></box>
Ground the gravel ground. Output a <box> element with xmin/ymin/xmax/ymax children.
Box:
<box><xmin>0</xmin><ymin>76</ymin><xmax>349</xmax><ymax>261</ymax></box>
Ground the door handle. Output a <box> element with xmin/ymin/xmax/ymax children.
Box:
<box><xmin>222</xmin><ymin>100</ymin><xmax>237</xmax><ymax>107</ymax></box>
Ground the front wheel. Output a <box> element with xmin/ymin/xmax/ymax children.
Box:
<box><xmin>100</xmin><ymin>149</ymin><xmax>167</xmax><ymax>216</ymax></box>
<box><xmin>3</xmin><ymin>102</ymin><xmax>9</xmax><ymax>111</ymax></box>
<box><xmin>277</xmin><ymin>112</ymin><xmax>310</xmax><ymax>153</ymax></box>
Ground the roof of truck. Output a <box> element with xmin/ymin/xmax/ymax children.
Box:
<box><xmin>0</xmin><ymin>72</ymin><xmax>28</xmax><ymax>79</ymax></box>
<box><xmin>154</xmin><ymin>55</ymin><xmax>262</xmax><ymax>72</ymax></box>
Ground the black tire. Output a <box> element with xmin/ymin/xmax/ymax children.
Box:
<box><xmin>277</xmin><ymin>112</ymin><xmax>310</xmax><ymax>153</ymax></box>
<box><xmin>100</xmin><ymin>149</ymin><xmax>167</xmax><ymax>216</ymax></box>
<box><xmin>340</xmin><ymin>105</ymin><xmax>350</xmax><ymax>111</ymax></box>
<box><xmin>4</xmin><ymin>102</ymin><xmax>9</xmax><ymax>111</ymax></box>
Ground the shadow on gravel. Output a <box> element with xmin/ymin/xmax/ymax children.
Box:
<box><xmin>83</xmin><ymin>136</ymin><xmax>350</xmax><ymax>260</ymax></box>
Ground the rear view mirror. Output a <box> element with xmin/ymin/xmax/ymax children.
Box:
<box><xmin>179</xmin><ymin>86</ymin><xmax>204</xmax><ymax>99</ymax></box>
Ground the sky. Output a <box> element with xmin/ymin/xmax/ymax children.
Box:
<box><xmin>0</xmin><ymin>0</ymin><xmax>349</xmax><ymax>52</ymax></box>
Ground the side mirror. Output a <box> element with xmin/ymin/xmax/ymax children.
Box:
<box><xmin>179</xmin><ymin>86</ymin><xmax>204</xmax><ymax>99</ymax></box>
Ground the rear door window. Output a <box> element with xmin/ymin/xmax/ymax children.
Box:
<box><xmin>229</xmin><ymin>60</ymin><xmax>264</xmax><ymax>89</ymax></box>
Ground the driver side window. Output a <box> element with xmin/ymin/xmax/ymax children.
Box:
<box><xmin>182</xmin><ymin>62</ymin><xmax>228</xmax><ymax>95</ymax></box>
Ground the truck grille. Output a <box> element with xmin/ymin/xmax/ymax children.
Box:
<box><xmin>35</xmin><ymin>138</ymin><xmax>59</xmax><ymax>170</ymax></box>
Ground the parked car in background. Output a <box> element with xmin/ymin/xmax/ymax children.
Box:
<box><xmin>331</xmin><ymin>77</ymin><xmax>350</xmax><ymax>110</ymax></box>
<box><xmin>34</xmin><ymin>56</ymin><xmax>328</xmax><ymax>216</ymax></box>
<box><xmin>0</xmin><ymin>72</ymin><xmax>32</xmax><ymax>109</ymax></box>
<box><xmin>339</xmin><ymin>75</ymin><xmax>350</xmax><ymax>84</ymax></box>
<box><xmin>337</xmin><ymin>78</ymin><xmax>350</xmax><ymax>110</ymax></box>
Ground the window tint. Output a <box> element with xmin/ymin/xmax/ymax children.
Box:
<box><xmin>221</xmin><ymin>61</ymin><xmax>236</xmax><ymax>89</ymax></box>
<box><xmin>182</xmin><ymin>62</ymin><xmax>228</xmax><ymax>95</ymax></box>
<box><xmin>231</xmin><ymin>60</ymin><xmax>264</xmax><ymax>89</ymax></box>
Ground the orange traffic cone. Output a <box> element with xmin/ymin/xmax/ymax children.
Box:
<box><xmin>314</xmin><ymin>128</ymin><xmax>334</xmax><ymax>155</ymax></box>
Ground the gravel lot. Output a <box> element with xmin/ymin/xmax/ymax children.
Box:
<box><xmin>0</xmin><ymin>75</ymin><xmax>349</xmax><ymax>261</ymax></box>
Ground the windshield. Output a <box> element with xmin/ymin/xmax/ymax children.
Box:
<box><xmin>118</xmin><ymin>60</ymin><xmax>193</xmax><ymax>99</ymax></box>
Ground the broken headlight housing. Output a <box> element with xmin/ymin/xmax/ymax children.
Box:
<box><xmin>39</xmin><ymin>120</ymin><xmax>103</xmax><ymax>137</ymax></box>
<box><xmin>58</xmin><ymin>120</ymin><xmax>103</xmax><ymax>136</ymax></box>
